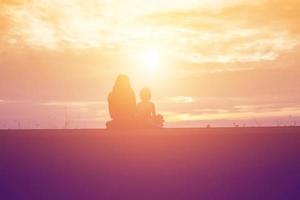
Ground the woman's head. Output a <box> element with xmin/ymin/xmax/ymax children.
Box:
<box><xmin>113</xmin><ymin>74</ymin><xmax>131</xmax><ymax>92</ymax></box>
<box><xmin>140</xmin><ymin>88</ymin><xmax>151</xmax><ymax>102</ymax></box>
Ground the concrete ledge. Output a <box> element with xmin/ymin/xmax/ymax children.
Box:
<box><xmin>1</xmin><ymin>127</ymin><xmax>300</xmax><ymax>200</ymax></box>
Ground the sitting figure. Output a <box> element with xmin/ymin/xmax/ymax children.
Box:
<box><xmin>106</xmin><ymin>74</ymin><xmax>136</xmax><ymax>129</ymax></box>
<box><xmin>136</xmin><ymin>88</ymin><xmax>164</xmax><ymax>128</ymax></box>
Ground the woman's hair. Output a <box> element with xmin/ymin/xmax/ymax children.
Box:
<box><xmin>109</xmin><ymin>74</ymin><xmax>136</xmax><ymax>120</ymax></box>
<box><xmin>112</xmin><ymin>74</ymin><xmax>132</xmax><ymax>93</ymax></box>
<box><xmin>140</xmin><ymin>88</ymin><xmax>151</xmax><ymax>101</ymax></box>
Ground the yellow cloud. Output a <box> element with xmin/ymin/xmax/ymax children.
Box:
<box><xmin>1</xmin><ymin>0</ymin><xmax>300</xmax><ymax>67</ymax></box>
<box><xmin>1</xmin><ymin>0</ymin><xmax>300</xmax><ymax>129</ymax></box>
<box><xmin>40</xmin><ymin>100</ymin><xmax>106</xmax><ymax>107</ymax></box>
<box><xmin>164</xmin><ymin>96</ymin><xmax>196</xmax><ymax>104</ymax></box>
<box><xmin>164</xmin><ymin>106</ymin><xmax>300</xmax><ymax>122</ymax></box>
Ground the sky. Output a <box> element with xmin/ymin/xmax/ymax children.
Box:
<box><xmin>0</xmin><ymin>0</ymin><xmax>300</xmax><ymax>128</ymax></box>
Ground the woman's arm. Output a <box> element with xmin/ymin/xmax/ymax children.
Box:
<box><xmin>108</xmin><ymin>93</ymin><xmax>115</xmax><ymax>119</ymax></box>
<box><xmin>151</xmin><ymin>103</ymin><xmax>156</xmax><ymax>117</ymax></box>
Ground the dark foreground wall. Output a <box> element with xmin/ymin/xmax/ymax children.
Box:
<box><xmin>1</xmin><ymin>127</ymin><xmax>300</xmax><ymax>200</ymax></box>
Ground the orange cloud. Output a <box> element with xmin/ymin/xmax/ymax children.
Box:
<box><xmin>1</xmin><ymin>0</ymin><xmax>299</xmax><ymax>66</ymax></box>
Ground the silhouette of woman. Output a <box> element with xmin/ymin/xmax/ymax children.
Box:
<box><xmin>106</xmin><ymin>74</ymin><xmax>136</xmax><ymax>129</ymax></box>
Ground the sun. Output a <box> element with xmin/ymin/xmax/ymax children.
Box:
<box><xmin>138</xmin><ymin>50</ymin><xmax>161</xmax><ymax>73</ymax></box>
<box><xmin>130</xmin><ymin>48</ymin><xmax>167</xmax><ymax>85</ymax></box>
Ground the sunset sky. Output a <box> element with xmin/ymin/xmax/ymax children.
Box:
<box><xmin>0</xmin><ymin>0</ymin><xmax>300</xmax><ymax>128</ymax></box>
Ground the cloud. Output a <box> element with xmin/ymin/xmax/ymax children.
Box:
<box><xmin>0</xmin><ymin>99</ymin><xmax>23</xmax><ymax>104</ymax></box>
<box><xmin>163</xmin><ymin>105</ymin><xmax>300</xmax><ymax>123</ymax></box>
<box><xmin>1</xmin><ymin>0</ymin><xmax>299</xmax><ymax>66</ymax></box>
<box><xmin>0</xmin><ymin>99</ymin><xmax>109</xmax><ymax>128</ymax></box>
<box><xmin>219</xmin><ymin>0</ymin><xmax>300</xmax><ymax>33</ymax></box>
<box><xmin>40</xmin><ymin>100</ymin><xmax>106</xmax><ymax>107</ymax></box>
<box><xmin>141</xmin><ymin>0</ymin><xmax>300</xmax><ymax>65</ymax></box>
<box><xmin>163</xmin><ymin>96</ymin><xmax>196</xmax><ymax>104</ymax></box>
<box><xmin>159</xmin><ymin>94</ymin><xmax>300</xmax><ymax>123</ymax></box>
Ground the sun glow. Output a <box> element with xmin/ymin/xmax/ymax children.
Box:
<box><xmin>129</xmin><ymin>48</ymin><xmax>169</xmax><ymax>87</ymax></box>
<box><xmin>138</xmin><ymin>50</ymin><xmax>161</xmax><ymax>73</ymax></box>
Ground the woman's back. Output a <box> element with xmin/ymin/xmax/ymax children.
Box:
<box><xmin>108</xmin><ymin>91</ymin><xmax>136</xmax><ymax>120</ymax></box>
<box><xmin>107</xmin><ymin>75</ymin><xmax>136</xmax><ymax>128</ymax></box>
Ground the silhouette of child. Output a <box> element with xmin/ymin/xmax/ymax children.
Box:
<box><xmin>136</xmin><ymin>88</ymin><xmax>164</xmax><ymax>128</ymax></box>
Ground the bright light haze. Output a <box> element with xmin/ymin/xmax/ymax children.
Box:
<box><xmin>0</xmin><ymin>0</ymin><xmax>300</xmax><ymax>128</ymax></box>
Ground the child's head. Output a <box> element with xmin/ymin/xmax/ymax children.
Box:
<box><xmin>140</xmin><ymin>88</ymin><xmax>151</xmax><ymax>102</ymax></box>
